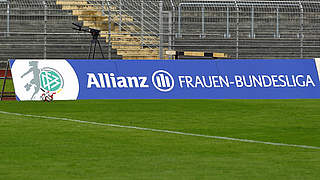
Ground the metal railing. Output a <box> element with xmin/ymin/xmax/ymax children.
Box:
<box><xmin>86</xmin><ymin>0</ymin><xmax>162</xmax><ymax>50</ymax></box>
<box><xmin>176</xmin><ymin>1</ymin><xmax>306</xmax><ymax>38</ymax></box>
<box><xmin>0</xmin><ymin>0</ymin><xmax>9</xmax><ymax>37</ymax></box>
<box><xmin>170</xmin><ymin>0</ymin><xmax>320</xmax><ymax>59</ymax></box>
<box><xmin>0</xmin><ymin>0</ymin><xmax>118</xmax><ymax>66</ymax></box>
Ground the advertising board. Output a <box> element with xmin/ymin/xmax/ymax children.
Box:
<box><xmin>9</xmin><ymin>59</ymin><xmax>320</xmax><ymax>100</ymax></box>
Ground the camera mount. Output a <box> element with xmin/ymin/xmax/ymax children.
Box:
<box><xmin>72</xmin><ymin>23</ymin><xmax>105</xmax><ymax>59</ymax></box>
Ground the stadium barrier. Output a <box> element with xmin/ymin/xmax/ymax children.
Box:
<box><xmin>9</xmin><ymin>59</ymin><xmax>320</xmax><ymax>101</ymax></box>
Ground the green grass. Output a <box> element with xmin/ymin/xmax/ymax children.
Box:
<box><xmin>0</xmin><ymin>100</ymin><xmax>319</xmax><ymax>179</ymax></box>
<box><xmin>0</xmin><ymin>79</ymin><xmax>14</xmax><ymax>92</ymax></box>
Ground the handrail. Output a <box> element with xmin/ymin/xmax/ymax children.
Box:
<box><xmin>86</xmin><ymin>0</ymin><xmax>161</xmax><ymax>49</ymax></box>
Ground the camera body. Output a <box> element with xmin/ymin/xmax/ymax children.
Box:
<box><xmin>72</xmin><ymin>23</ymin><xmax>101</xmax><ymax>39</ymax></box>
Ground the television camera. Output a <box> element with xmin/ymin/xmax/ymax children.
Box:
<box><xmin>72</xmin><ymin>23</ymin><xmax>105</xmax><ymax>59</ymax></box>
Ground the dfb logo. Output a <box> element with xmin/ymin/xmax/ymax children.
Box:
<box><xmin>152</xmin><ymin>70</ymin><xmax>175</xmax><ymax>92</ymax></box>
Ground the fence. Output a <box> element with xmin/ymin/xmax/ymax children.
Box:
<box><xmin>0</xmin><ymin>0</ymin><xmax>121</xmax><ymax>68</ymax></box>
<box><xmin>1</xmin><ymin>0</ymin><xmax>320</xmax><ymax>64</ymax></box>
<box><xmin>171</xmin><ymin>0</ymin><xmax>320</xmax><ymax>59</ymax></box>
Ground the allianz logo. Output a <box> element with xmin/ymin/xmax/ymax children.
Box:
<box><xmin>152</xmin><ymin>70</ymin><xmax>175</xmax><ymax>92</ymax></box>
<box><xmin>87</xmin><ymin>70</ymin><xmax>175</xmax><ymax>92</ymax></box>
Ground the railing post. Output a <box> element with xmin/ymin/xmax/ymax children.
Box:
<box><xmin>275</xmin><ymin>6</ymin><xmax>280</xmax><ymax>38</ymax></box>
<box><xmin>168</xmin><ymin>11</ymin><xmax>173</xmax><ymax>52</ymax></box>
<box><xmin>119</xmin><ymin>0</ymin><xmax>122</xmax><ymax>32</ymax></box>
<box><xmin>299</xmin><ymin>2</ymin><xmax>304</xmax><ymax>58</ymax></box>
<box><xmin>178</xmin><ymin>5</ymin><xmax>181</xmax><ymax>38</ymax></box>
<box><xmin>108</xmin><ymin>12</ymin><xmax>112</xmax><ymax>59</ymax></box>
<box><xmin>225</xmin><ymin>7</ymin><xmax>230</xmax><ymax>38</ymax></box>
<box><xmin>236</xmin><ymin>4</ymin><xmax>239</xmax><ymax>59</ymax></box>
<box><xmin>105</xmin><ymin>1</ymin><xmax>112</xmax><ymax>60</ymax></box>
<box><xmin>159</xmin><ymin>1</ymin><xmax>164</xmax><ymax>59</ymax></box>
<box><xmin>141</xmin><ymin>0</ymin><xmax>144</xmax><ymax>47</ymax></box>
<box><xmin>201</xmin><ymin>5</ymin><xmax>205</xmax><ymax>38</ymax></box>
<box><xmin>171</xmin><ymin>8</ymin><xmax>175</xmax><ymax>53</ymax></box>
<box><xmin>163</xmin><ymin>11</ymin><xmax>174</xmax><ymax>59</ymax></box>
<box><xmin>6</xmin><ymin>1</ymin><xmax>10</xmax><ymax>37</ymax></box>
<box><xmin>43</xmin><ymin>1</ymin><xmax>47</xmax><ymax>59</ymax></box>
<box><xmin>250</xmin><ymin>6</ymin><xmax>255</xmax><ymax>38</ymax></box>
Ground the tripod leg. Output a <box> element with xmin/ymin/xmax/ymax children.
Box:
<box><xmin>93</xmin><ymin>40</ymin><xmax>97</xmax><ymax>59</ymax></box>
<box><xmin>97</xmin><ymin>40</ymin><xmax>105</xmax><ymax>59</ymax></box>
<box><xmin>88</xmin><ymin>40</ymin><xmax>94</xmax><ymax>59</ymax></box>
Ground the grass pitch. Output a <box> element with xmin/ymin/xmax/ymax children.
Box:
<box><xmin>0</xmin><ymin>99</ymin><xmax>319</xmax><ymax>179</ymax></box>
<box><xmin>0</xmin><ymin>79</ymin><xmax>14</xmax><ymax>92</ymax></box>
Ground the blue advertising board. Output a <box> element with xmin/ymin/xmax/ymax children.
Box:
<box><xmin>9</xmin><ymin>59</ymin><xmax>320</xmax><ymax>100</ymax></box>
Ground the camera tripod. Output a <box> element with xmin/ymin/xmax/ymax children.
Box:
<box><xmin>72</xmin><ymin>23</ymin><xmax>105</xmax><ymax>59</ymax></box>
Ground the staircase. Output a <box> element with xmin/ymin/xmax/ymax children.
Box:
<box><xmin>56</xmin><ymin>0</ymin><xmax>167</xmax><ymax>60</ymax></box>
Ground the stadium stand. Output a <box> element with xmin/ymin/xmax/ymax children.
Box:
<box><xmin>0</xmin><ymin>0</ymin><xmax>121</xmax><ymax>68</ymax></box>
<box><xmin>173</xmin><ymin>0</ymin><xmax>320</xmax><ymax>59</ymax></box>
<box><xmin>56</xmin><ymin>0</ymin><xmax>166</xmax><ymax>60</ymax></box>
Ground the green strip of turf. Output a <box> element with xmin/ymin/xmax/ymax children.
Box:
<box><xmin>0</xmin><ymin>100</ymin><xmax>319</xmax><ymax>179</ymax></box>
<box><xmin>0</xmin><ymin>79</ymin><xmax>14</xmax><ymax>92</ymax></box>
<box><xmin>0</xmin><ymin>112</ymin><xmax>319</xmax><ymax>180</ymax></box>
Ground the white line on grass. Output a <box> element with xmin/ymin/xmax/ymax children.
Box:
<box><xmin>0</xmin><ymin>110</ymin><xmax>319</xmax><ymax>150</ymax></box>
